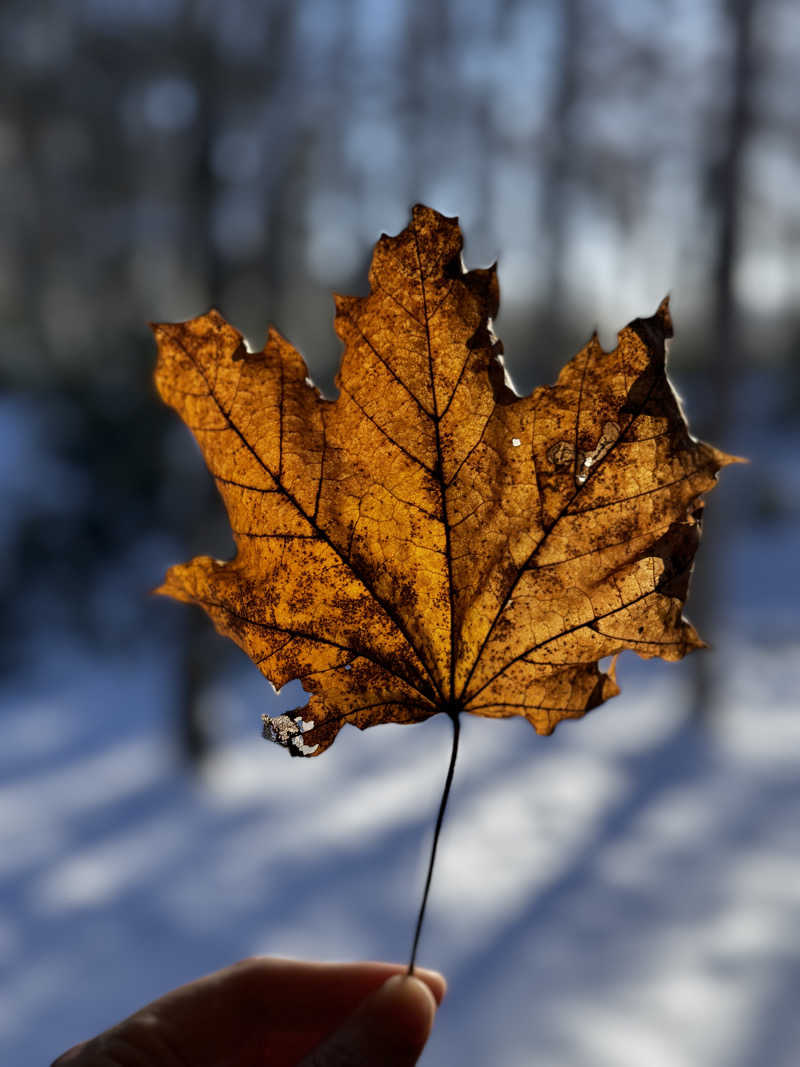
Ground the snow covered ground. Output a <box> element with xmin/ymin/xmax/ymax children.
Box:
<box><xmin>1</xmin><ymin>386</ymin><xmax>798</xmax><ymax>1066</ymax></box>
<box><xmin>1</xmin><ymin>615</ymin><xmax>798</xmax><ymax>1066</ymax></box>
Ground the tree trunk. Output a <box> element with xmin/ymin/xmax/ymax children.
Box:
<box><xmin>689</xmin><ymin>0</ymin><xmax>756</xmax><ymax>725</ymax></box>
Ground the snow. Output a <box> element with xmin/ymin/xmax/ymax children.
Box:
<box><xmin>1</xmin><ymin>386</ymin><xmax>798</xmax><ymax>1065</ymax></box>
<box><xmin>1</xmin><ymin>622</ymin><xmax>798</xmax><ymax>1066</ymax></box>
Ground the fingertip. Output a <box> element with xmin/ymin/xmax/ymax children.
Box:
<box><xmin>299</xmin><ymin>972</ymin><xmax>441</xmax><ymax>1066</ymax></box>
<box><xmin>366</xmin><ymin>975</ymin><xmax>438</xmax><ymax>1051</ymax></box>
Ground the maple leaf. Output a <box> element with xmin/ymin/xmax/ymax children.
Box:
<box><xmin>153</xmin><ymin>205</ymin><xmax>734</xmax><ymax>759</ymax></box>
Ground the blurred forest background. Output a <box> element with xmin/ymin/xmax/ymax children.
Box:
<box><xmin>2</xmin><ymin>0</ymin><xmax>798</xmax><ymax>750</ymax></box>
<box><xmin>3</xmin><ymin>3</ymin><xmax>800</xmax><ymax>1065</ymax></box>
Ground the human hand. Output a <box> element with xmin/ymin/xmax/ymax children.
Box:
<box><xmin>51</xmin><ymin>957</ymin><xmax>446</xmax><ymax>1066</ymax></box>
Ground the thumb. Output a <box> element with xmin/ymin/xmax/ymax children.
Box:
<box><xmin>299</xmin><ymin>973</ymin><xmax>439</xmax><ymax>1067</ymax></box>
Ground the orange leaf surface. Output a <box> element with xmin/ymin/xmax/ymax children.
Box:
<box><xmin>153</xmin><ymin>205</ymin><xmax>734</xmax><ymax>757</ymax></box>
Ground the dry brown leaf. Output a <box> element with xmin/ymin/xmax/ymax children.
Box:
<box><xmin>153</xmin><ymin>205</ymin><xmax>734</xmax><ymax>757</ymax></box>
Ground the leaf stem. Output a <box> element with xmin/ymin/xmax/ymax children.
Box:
<box><xmin>408</xmin><ymin>710</ymin><xmax>461</xmax><ymax>974</ymax></box>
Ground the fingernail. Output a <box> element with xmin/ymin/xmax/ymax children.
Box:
<box><xmin>408</xmin><ymin>967</ymin><xmax>447</xmax><ymax>1003</ymax></box>
<box><xmin>368</xmin><ymin>974</ymin><xmax>437</xmax><ymax>1045</ymax></box>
